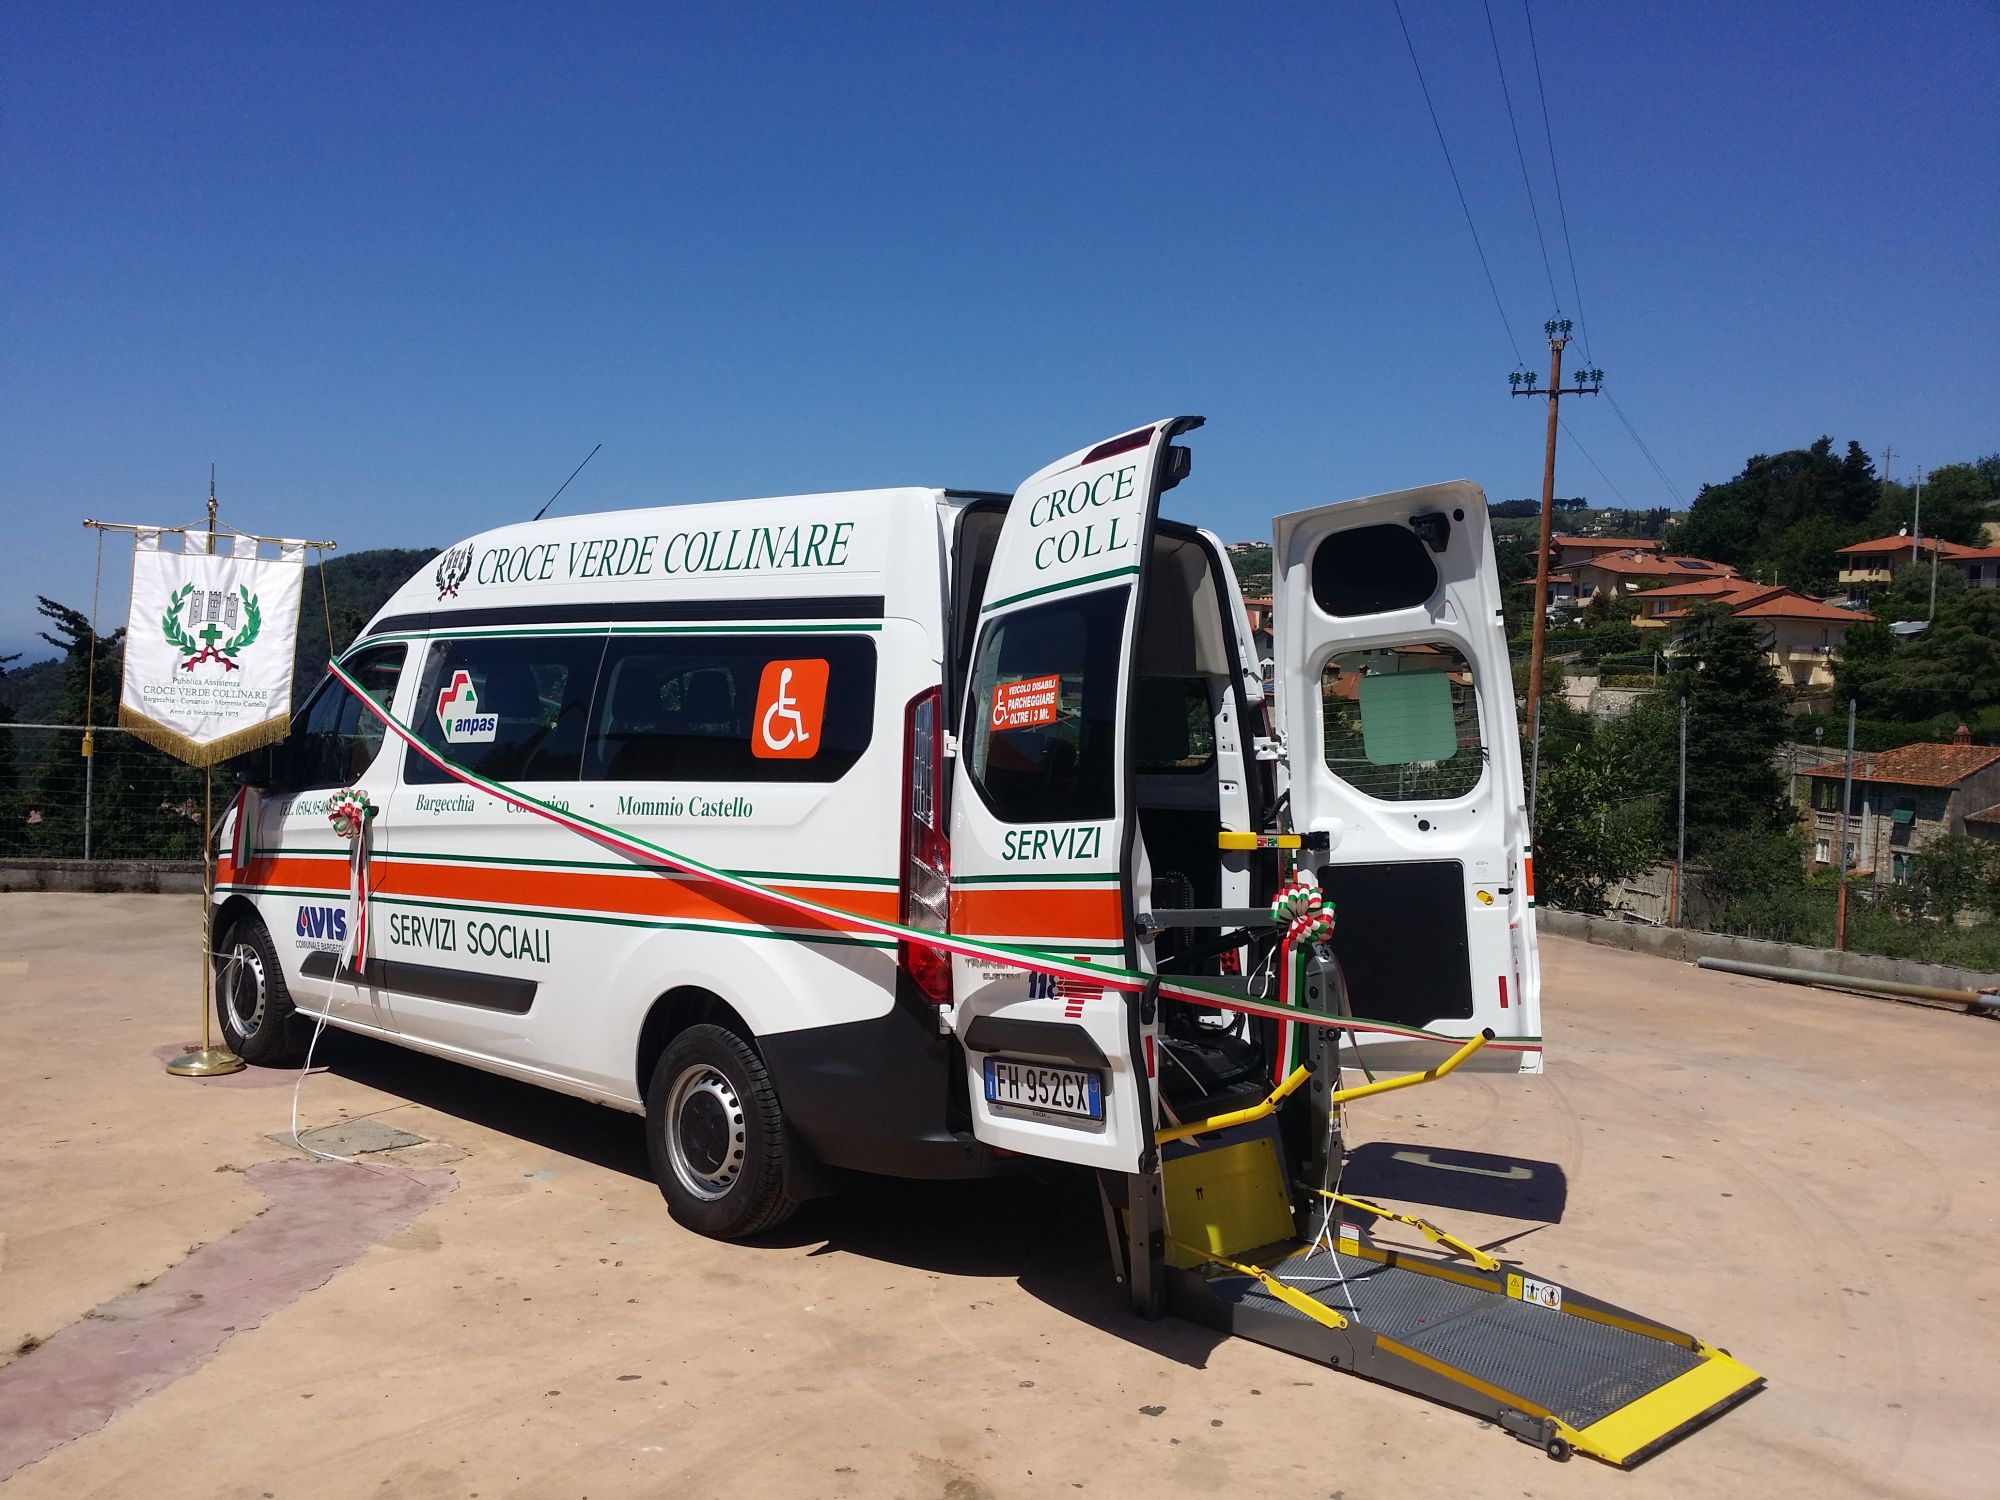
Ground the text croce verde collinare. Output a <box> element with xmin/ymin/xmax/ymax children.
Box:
<box><xmin>474</xmin><ymin>522</ymin><xmax>857</xmax><ymax>585</ymax></box>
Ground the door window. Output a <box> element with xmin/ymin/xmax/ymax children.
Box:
<box><xmin>290</xmin><ymin>646</ymin><xmax>406</xmax><ymax>790</ymax></box>
<box><xmin>1320</xmin><ymin>643</ymin><xmax>1483</xmax><ymax>802</ymax></box>
<box><xmin>965</xmin><ymin>587</ymin><xmax>1127</xmax><ymax>823</ymax></box>
<box><xmin>406</xmin><ymin>634</ymin><xmax>608</xmax><ymax>784</ymax></box>
<box><xmin>585</xmin><ymin>634</ymin><xmax>876</xmax><ymax>783</ymax></box>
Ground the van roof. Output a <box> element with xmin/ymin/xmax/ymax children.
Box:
<box><xmin>366</xmin><ymin>487</ymin><xmax>964</xmax><ymax>634</ymax></box>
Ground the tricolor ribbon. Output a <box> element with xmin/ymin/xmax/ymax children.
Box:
<box><xmin>326</xmin><ymin>787</ymin><xmax>374</xmax><ymax>966</ymax></box>
<box><xmin>325</xmin><ymin>662</ymin><xmax>1538</xmax><ymax>1056</ymax></box>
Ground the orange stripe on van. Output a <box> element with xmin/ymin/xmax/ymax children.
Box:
<box><xmin>381</xmin><ymin>861</ymin><xmax>897</xmax><ymax>932</ymax></box>
<box><xmin>949</xmin><ymin>885</ymin><xmax>1123</xmax><ymax>941</ymax></box>
<box><xmin>220</xmin><ymin>854</ymin><xmax>896</xmax><ymax>932</ymax></box>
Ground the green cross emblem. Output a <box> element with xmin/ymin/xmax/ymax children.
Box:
<box><xmin>199</xmin><ymin>622</ymin><xmax>224</xmax><ymax>648</ymax></box>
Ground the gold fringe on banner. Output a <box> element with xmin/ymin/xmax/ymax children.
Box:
<box><xmin>118</xmin><ymin>706</ymin><xmax>290</xmax><ymax>767</ymax></box>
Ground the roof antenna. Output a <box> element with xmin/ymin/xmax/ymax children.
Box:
<box><xmin>532</xmin><ymin>443</ymin><xmax>602</xmax><ymax>522</ymax></box>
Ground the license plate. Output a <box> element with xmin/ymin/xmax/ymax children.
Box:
<box><xmin>983</xmin><ymin>1057</ymin><xmax>1103</xmax><ymax>1121</ymax></box>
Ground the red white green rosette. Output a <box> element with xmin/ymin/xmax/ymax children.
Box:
<box><xmin>327</xmin><ymin>788</ymin><xmax>373</xmax><ymax>841</ymax></box>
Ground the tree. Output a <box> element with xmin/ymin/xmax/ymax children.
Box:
<box><xmin>1676</xmin><ymin>436</ymin><xmax>1879</xmax><ymax>579</ymax></box>
<box><xmin>1901</xmin><ymin>835</ymin><xmax>1998</xmax><ymax>922</ymax></box>
<box><xmin>1530</xmin><ymin>736</ymin><xmax>1661</xmax><ymax>913</ymax></box>
<box><xmin>1839</xmin><ymin>568</ymin><xmax>2000</xmax><ymax>730</ymax></box>
<box><xmin>23</xmin><ymin>596</ymin><xmax>204</xmax><ymax>859</ymax></box>
<box><xmin>0</xmin><ymin>650</ymin><xmax>19</xmax><ymax>853</ymax></box>
<box><xmin>1869</xmin><ymin>459</ymin><xmax>1998</xmax><ymax>548</ymax></box>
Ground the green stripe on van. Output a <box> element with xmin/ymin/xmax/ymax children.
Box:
<box><xmin>980</xmin><ymin>566</ymin><xmax>1138</xmax><ymax>613</ymax></box>
<box><xmin>369</xmin><ymin>894</ymin><xmax>897</xmax><ymax>948</ymax></box>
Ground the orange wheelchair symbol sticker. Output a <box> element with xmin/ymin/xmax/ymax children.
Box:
<box><xmin>753</xmin><ymin>658</ymin><xmax>829</xmax><ymax>759</ymax></box>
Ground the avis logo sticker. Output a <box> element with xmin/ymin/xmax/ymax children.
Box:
<box><xmin>752</xmin><ymin>658</ymin><xmax>828</xmax><ymax>759</ymax></box>
<box><xmin>436</xmin><ymin>669</ymin><xmax>498</xmax><ymax>744</ymax></box>
<box><xmin>295</xmin><ymin>903</ymin><xmax>348</xmax><ymax>952</ymax></box>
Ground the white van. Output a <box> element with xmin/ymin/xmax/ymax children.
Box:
<box><xmin>214</xmin><ymin>418</ymin><xmax>1541</xmax><ymax>1238</ymax></box>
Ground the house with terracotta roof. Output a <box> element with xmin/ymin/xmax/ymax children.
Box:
<box><xmin>1550</xmin><ymin>534</ymin><xmax>1659</xmax><ymax>570</ymax></box>
<box><xmin>1548</xmin><ymin>549</ymin><xmax>1736</xmax><ymax>609</ymax></box>
<box><xmin>1798</xmin><ymin>726</ymin><xmax>2000</xmax><ymax>884</ymax></box>
<box><xmin>1941</xmin><ymin>546</ymin><xmax>2000</xmax><ymax>590</ymax></box>
<box><xmin>1835</xmin><ymin>534</ymin><xmax>1981</xmax><ymax>588</ymax></box>
<box><xmin>1633</xmin><ymin>582</ymin><xmax>1873</xmax><ymax>689</ymax></box>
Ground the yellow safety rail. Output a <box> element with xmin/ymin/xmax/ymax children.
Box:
<box><xmin>1327</xmin><ymin>1028</ymin><xmax>1493</xmax><ymax>1104</ymax></box>
<box><xmin>1165</xmin><ymin>1236</ymin><xmax>1348</xmax><ymax>1329</ymax></box>
<box><xmin>1316</xmin><ymin>1190</ymin><xmax>1501</xmax><ymax>1271</ymax></box>
<box><xmin>1217</xmin><ymin>830</ymin><xmax>1301</xmax><ymax>851</ymax></box>
<box><xmin>1157</xmin><ymin>1064</ymin><xmax>1311</xmax><ymax>1145</ymax></box>
<box><xmin>1157</xmin><ymin>1029</ymin><xmax>1494</xmax><ymax>1147</ymax></box>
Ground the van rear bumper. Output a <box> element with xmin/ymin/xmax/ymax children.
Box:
<box><xmin>759</xmin><ymin>997</ymin><xmax>995</xmax><ymax>1182</ymax></box>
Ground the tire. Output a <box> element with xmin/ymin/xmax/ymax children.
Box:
<box><xmin>213</xmin><ymin>914</ymin><xmax>310</xmax><ymax>1066</ymax></box>
<box><xmin>645</xmin><ymin>1023</ymin><xmax>797</xmax><ymax>1239</ymax></box>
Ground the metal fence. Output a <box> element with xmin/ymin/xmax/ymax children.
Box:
<box><xmin>0</xmin><ymin>723</ymin><xmax>211</xmax><ymax>861</ymax></box>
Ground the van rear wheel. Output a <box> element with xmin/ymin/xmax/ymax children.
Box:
<box><xmin>214</xmin><ymin>915</ymin><xmax>309</xmax><ymax>1066</ymax></box>
<box><xmin>646</xmin><ymin>1024</ymin><xmax>797</xmax><ymax>1239</ymax></box>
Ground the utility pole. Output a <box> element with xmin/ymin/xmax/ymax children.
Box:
<box><xmin>1835</xmin><ymin>699</ymin><xmax>1856</xmax><ymax>951</ymax></box>
<box><xmin>1917</xmin><ymin>466</ymin><xmax>1938</xmax><ymax>619</ymax></box>
<box><xmin>1510</xmin><ymin>319</ymin><xmax>1603</xmax><ymax>812</ymax></box>
<box><xmin>1673</xmin><ymin>695</ymin><xmax>1688</xmax><ymax>927</ymax></box>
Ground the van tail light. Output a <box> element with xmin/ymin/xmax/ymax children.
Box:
<box><xmin>900</xmin><ymin>686</ymin><xmax>953</xmax><ymax>1004</ymax></box>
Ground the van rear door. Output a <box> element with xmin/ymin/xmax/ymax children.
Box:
<box><xmin>1271</xmin><ymin>483</ymin><xmax>1542</xmax><ymax>1073</ymax></box>
<box><xmin>947</xmin><ymin>418</ymin><xmax>1202</xmax><ymax>1170</ymax></box>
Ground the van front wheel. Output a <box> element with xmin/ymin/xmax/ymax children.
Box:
<box><xmin>646</xmin><ymin>1024</ymin><xmax>797</xmax><ymax>1239</ymax></box>
<box><xmin>214</xmin><ymin>915</ymin><xmax>309</xmax><ymax>1067</ymax></box>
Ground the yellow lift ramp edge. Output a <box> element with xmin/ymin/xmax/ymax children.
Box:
<box><xmin>1155</xmin><ymin>1042</ymin><xmax>1764</xmax><ymax>1467</ymax></box>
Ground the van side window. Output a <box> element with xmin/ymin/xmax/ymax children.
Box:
<box><xmin>1320</xmin><ymin>643</ymin><xmax>1483</xmax><ymax>802</ymax></box>
<box><xmin>585</xmin><ymin>634</ymin><xmax>876</xmax><ymax>783</ymax></box>
<box><xmin>404</xmin><ymin>635</ymin><xmax>607</xmax><ymax>785</ymax></box>
<box><xmin>291</xmin><ymin>646</ymin><xmax>406</xmax><ymax>791</ymax></box>
<box><xmin>965</xmin><ymin>587</ymin><xmax>1126</xmax><ymax>823</ymax></box>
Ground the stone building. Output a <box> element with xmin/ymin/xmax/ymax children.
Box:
<box><xmin>1798</xmin><ymin>728</ymin><xmax>2000</xmax><ymax>886</ymax></box>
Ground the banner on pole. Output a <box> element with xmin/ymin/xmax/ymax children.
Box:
<box><xmin>118</xmin><ymin>530</ymin><xmax>305</xmax><ymax>766</ymax></box>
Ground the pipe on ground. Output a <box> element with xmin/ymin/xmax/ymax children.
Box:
<box><xmin>1695</xmin><ymin>955</ymin><xmax>2000</xmax><ymax>1014</ymax></box>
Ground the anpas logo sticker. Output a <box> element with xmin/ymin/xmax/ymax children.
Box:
<box><xmin>436</xmin><ymin>669</ymin><xmax>498</xmax><ymax>744</ymax></box>
<box><xmin>991</xmin><ymin>673</ymin><xmax>1061</xmax><ymax>731</ymax></box>
<box><xmin>752</xmin><ymin>658</ymin><xmax>828</xmax><ymax>760</ymax></box>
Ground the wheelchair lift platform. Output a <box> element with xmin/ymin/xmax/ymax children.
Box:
<box><xmin>1118</xmin><ymin>1036</ymin><xmax>1763</xmax><ymax>1468</ymax></box>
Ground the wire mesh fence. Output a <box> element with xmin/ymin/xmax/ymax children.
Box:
<box><xmin>0</xmin><ymin>723</ymin><xmax>211</xmax><ymax>862</ymax></box>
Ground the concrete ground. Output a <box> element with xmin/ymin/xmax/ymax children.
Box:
<box><xmin>1</xmin><ymin>893</ymin><xmax>1995</xmax><ymax>1499</ymax></box>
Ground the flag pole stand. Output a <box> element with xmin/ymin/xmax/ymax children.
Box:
<box><xmin>168</xmin><ymin>500</ymin><xmax>246</xmax><ymax>1076</ymax></box>
<box><xmin>167</xmin><ymin>765</ymin><xmax>244</xmax><ymax>1075</ymax></box>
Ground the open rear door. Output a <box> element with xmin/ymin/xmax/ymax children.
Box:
<box><xmin>948</xmin><ymin>418</ymin><xmax>1203</xmax><ymax>1169</ymax></box>
<box><xmin>1272</xmin><ymin>483</ymin><xmax>1542</xmax><ymax>1074</ymax></box>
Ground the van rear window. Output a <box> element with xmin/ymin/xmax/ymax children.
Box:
<box><xmin>586</xmin><ymin>634</ymin><xmax>876</xmax><ymax>784</ymax></box>
<box><xmin>1320</xmin><ymin>642</ymin><xmax>1483</xmax><ymax>801</ymax></box>
<box><xmin>965</xmin><ymin>588</ymin><xmax>1127</xmax><ymax>823</ymax></box>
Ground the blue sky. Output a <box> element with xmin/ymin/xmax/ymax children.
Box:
<box><xmin>4</xmin><ymin>1</ymin><xmax>1995</xmax><ymax>662</ymax></box>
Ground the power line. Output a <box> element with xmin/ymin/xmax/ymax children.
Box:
<box><xmin>1392</xmin><ymin>0</ymin><xmax>1524</xmax><ymax>366</ymax></box>
<box><xmin>1558</xmin><ymin>414</ymin><xmax>1629</xmax><ymax>505</ymax></box>
<box><xmin>1483</xmin><ymin>0</ymin><xmax>1561</xmax><ymax>315</ymax></box>
<box><xmin>1521</xmin><ymin>0</ymin><xmax>1592</xmax><ymax>362</ymax></box>
<box><xmin>1605</xmin><ymin>392</ymin><xmax>1684</xmax><ymax>504</ymax></box>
